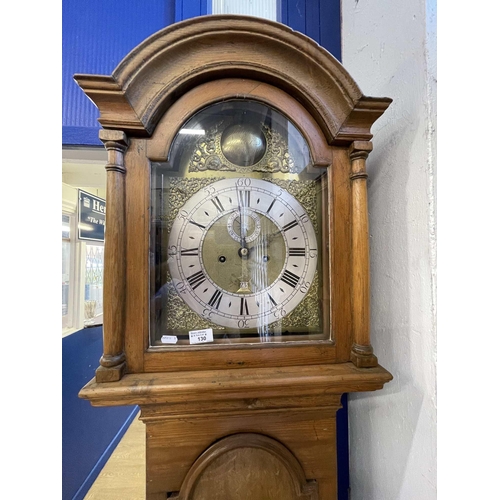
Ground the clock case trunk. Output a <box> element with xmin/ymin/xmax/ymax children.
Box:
<box><xmin>76</xmin><ymin>15</ymin><xmax>393</xmax><ymax>499</ymax></box>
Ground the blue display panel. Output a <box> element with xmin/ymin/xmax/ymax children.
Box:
<box><xmin>62</xmin><ymin>0</ymin><xmax>174</xmax><ymax>145</ymax></box>
<box><xmin>175</xmin><ymin>0</ymin><xmax>210</xmax><ymax>23</ymax></box>
<box><xmin>62</xmin><ymin>0</ymin><xmax>340</xmax><ymax>146</ymax></box>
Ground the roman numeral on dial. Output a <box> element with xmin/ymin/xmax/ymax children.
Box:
<box><xmin>267</xmin><ymin>293</ymin><xmax>278</xmax><ymax>307</ymax></box>
<box><xmin>186</xmin><ymin>270</ymin><xmax>205</xmax><ymax>290</ymax></box>
<box><xmin>208</xmin><ymin>289</ymin><xmax>223</xmax><ymax>309</ymax></box>
<box><xmin>282</xmin><ymin>220</ymin><xmax>298</xmax><ymax>232</ymax></box>
<box><xmin>188</xmin><ymin>220</ymin><xmax>206</xmax><ymax>230</ymax></box>
<box><xmin>281</xmin><ymin>269</ymin><xmax>300</xmax><ymax>288</ymax></box>
<box><xmin>180</xmin><ymin>248</ymin><xmax>199</xmax><ymax>256</ymax></box>
<box><xmin>211</xmin><ymin>196</ymin><xmax>224</xmax><ymax>213</ymax></box>
<box><xmin>289</xmin><ymin>247</ymin><xmax>306</xmax><ymax>256</ymax></box>
<box><xmin>240</xmin><ymin>297</ymin><xmax>249</xmax><ymax>316</ymax></box>
<box><xmin>238</xmin><ymin>190</ymin><xmax>250</xmax><ymax>208</ymax></box>
<box><xmin>266</xmin><ymin>198</ymin><xmax>276</xmax><ymax>214</ymax></box>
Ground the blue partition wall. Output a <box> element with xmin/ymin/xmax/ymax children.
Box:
<box><xmin>62</xmin><ymin>326</ymin><xmax>138</xmax><ymax>500</ymax></box>
<box><xmin>62</xmin><ymin>0</ymin><xmax>175</xmax><ymax>146</ymax></box>
<box><xmin>63</xmin><ymin>0</ymin><xmax>341</xmax><ymax>147</ymax></box>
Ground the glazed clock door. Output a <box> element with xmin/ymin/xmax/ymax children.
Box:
<box><xmin>150</xmin><ymin>99</ymin><xmax>329</xmax><ymax>348</ymax></box>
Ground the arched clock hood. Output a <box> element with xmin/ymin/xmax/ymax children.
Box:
<box><xmin>74</xmin><ymin>15</ymin><xmax>391</xmax><ymax>145</ymax></box>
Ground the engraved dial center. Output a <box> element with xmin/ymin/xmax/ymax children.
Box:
<box><xmin>202</xmin><ymin>211</ymin><xmax>286</xmax><ymax>294</ymax></box>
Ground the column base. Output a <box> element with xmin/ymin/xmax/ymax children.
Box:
<box><xmin>350</xmin><ymin>344</ymin><xmax>378</xmax><ymax>368</ymax></box>
<box><xmin>95</xmin><ymin>362</ymin><xmax>126</xmax><ymax>382</ymax></box>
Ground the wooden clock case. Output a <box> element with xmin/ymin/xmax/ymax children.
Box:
<box><xmin>77</xmin><ymin>15</ymin><xmax>393</xmax><ymax>499</ymax></box>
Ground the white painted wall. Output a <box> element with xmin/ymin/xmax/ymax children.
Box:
<box><xmin>341</xmin><ymin>1</ymin><xmax>437</xmax><ymax>499</ymax></box>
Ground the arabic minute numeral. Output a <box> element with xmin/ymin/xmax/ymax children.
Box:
<box><xmin>238</xmin><ymin>319</ymin><xmax>249</xmax><ymax>328</ymax></box>
<box><xmin>274</xmin><ymin>307</ymin><xmax>286</xmax><ymax>318</ymax></box>
<box><xmin>236</xmin><ymin>178</ymin><xmax>252</xmax><ymax>187</ymax></box>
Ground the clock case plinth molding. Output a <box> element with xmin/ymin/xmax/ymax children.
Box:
<box><xmin>76</xmin><ymin>15</ymin><xmax>393</xmax><ymax>499</ymax></box>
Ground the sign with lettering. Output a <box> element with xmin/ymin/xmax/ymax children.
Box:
<box><xmin>78</xmin><ymin>190</ymin><xmax>106</xmax><ymax>241</ymax></box>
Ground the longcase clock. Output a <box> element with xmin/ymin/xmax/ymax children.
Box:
<box><xmin>77</xmin><ymin>15</ymin><xmax>393</xmax><ymax>499</ymax></box>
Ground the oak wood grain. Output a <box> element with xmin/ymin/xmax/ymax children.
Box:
<box><xmin>173</xmin><ymin>433</ymin><xmax>319</xmax><ymax>499</ymax></box>
<box><xmin>79</xmin><ymin>362</ymin><xmax>392</xmax><ymax>408</ymax></box>
<box><xmin>74</xmin><ymin>16</ymin><xmax>392</xmax><ymax>144</ymax></box>
<box><xmin>97</xmin><ymin>130</ymin><xmax>128</xmax><ymax>382</ymax></box>
<box><xmin>144</xmin><ymin>407</ymin><xmax>337</xmax><ymax>499</ymax></box>
<box><xmin>349</xmin><ymin>141</ymin><xmax>378</xmax><ymax>367</ymax></box>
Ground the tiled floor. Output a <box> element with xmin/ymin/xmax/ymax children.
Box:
<box><xmin>84</xmin><ymin>414</ymin><xmax>146</xmax><ymax>500</ymax></box>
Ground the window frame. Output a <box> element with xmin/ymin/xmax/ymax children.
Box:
<box><xmin>62</xmin><ymin>211</ymin><xmax>80</xmax><ymax>334</ymax></box>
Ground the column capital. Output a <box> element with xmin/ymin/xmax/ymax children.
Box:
<box><xmin>349</xmin><ymin>140</ymin><xmax>373</xmax><ymax>159</ymax></box>
<box><xmin>99</xmin><ymin>129</ymin><xmax>129</xmax><ymax>174</ymax></box>
<box><xmin>99</xmin><ymin>129</ymin><xmax>129</xmax><ymax>148</ymax></box>
<box><xmin>349</xmin><ymin>141</ymin><xmax>372</xmax><ymax>180</ymax></box>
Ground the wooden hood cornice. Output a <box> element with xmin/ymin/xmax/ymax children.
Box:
<box><xmin>74</xmin><ymin>15</ymin><xmax>391</xmax><ymax>145</ymax></box>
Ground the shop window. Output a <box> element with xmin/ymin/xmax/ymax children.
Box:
<box><xmin>62</xmin><ymin>213</ymin><xmax>75</xmax><ymax>330</ymax></box>
<box><xmin>62</xmin><ymin>187</ymin><xmax>106</xmax><ymax>335</ymax></box>
<box><xmin>84</xmin><ymin>244</ymin><xmax>104</xmax><ymax>325</ymax></box>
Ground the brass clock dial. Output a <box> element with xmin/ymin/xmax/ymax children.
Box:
<box><xmin>150</xmin><ymin>98</ymin><xmax>328</xmax><ymax>345</ymax></box>
<box><xmin>167</xmin><ymin>178</ymin><xmax>318</xmax><ymax>330</ymax></box>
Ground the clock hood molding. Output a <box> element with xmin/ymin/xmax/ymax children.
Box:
<box><xmin>74</xmin><ymin>15</ymin><xmax>391</xmax><ymax>145</ymax></box>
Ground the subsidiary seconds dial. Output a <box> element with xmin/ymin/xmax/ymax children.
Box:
<box><xmin>167</xmin><ymin>178</ymin><xmax>318</xmax><ymax>329</ymax></box>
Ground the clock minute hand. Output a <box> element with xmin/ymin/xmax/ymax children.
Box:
<box><xmin>236</xmin><ymin>191</ymin><xmax>251</xmax><ymax>293</ymax></box>
<box><xmin>237</xmin><ymin>192</ymin><xmax>248</xmax><ymax>249</ymax></box>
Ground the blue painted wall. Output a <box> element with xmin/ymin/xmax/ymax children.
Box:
<box><xmin>62</xmin><ymin>0</ymin><xmax>341</xmax><ymax>146</ymax></box>
<box><xmin>62</xmin><ymin>326</ymin><xmax>138</xmax><ymax>500</ymax></box>
<box><xmin>282</xmin><ymin>0</ymin><xmax>341</xmax><ymax>61</ymax></box>
<box><xmin>62</xmin><ymin>0</ymin><xmax>175</xmax><ymax>146</ymax></box>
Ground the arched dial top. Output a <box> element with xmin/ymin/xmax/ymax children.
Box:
<box><xmin>168</xmin><ymin>178</ymin><xmax>318</xmax><ymax>330</ymax></box>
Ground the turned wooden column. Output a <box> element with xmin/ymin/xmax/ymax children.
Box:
<box><xmin>349</xmin><ymin>141</ymin><xmax>378</xmax><ymax>368</ymax></box>
<box><xmin>96</xmin><ymin>129</ymin><xmax>129</xmax><ymax>382</ymax></box>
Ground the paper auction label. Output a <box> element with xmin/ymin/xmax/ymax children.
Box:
<box><xmin>189</xmin><ymin>328</ymin><xmax>214</xmax><ymax>344</ymax></box>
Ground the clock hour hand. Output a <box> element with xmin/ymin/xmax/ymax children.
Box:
<box><xmin>237</xmin><ymin>250</ymin><xmax>252</xmax><ymax>293</ymax></box>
